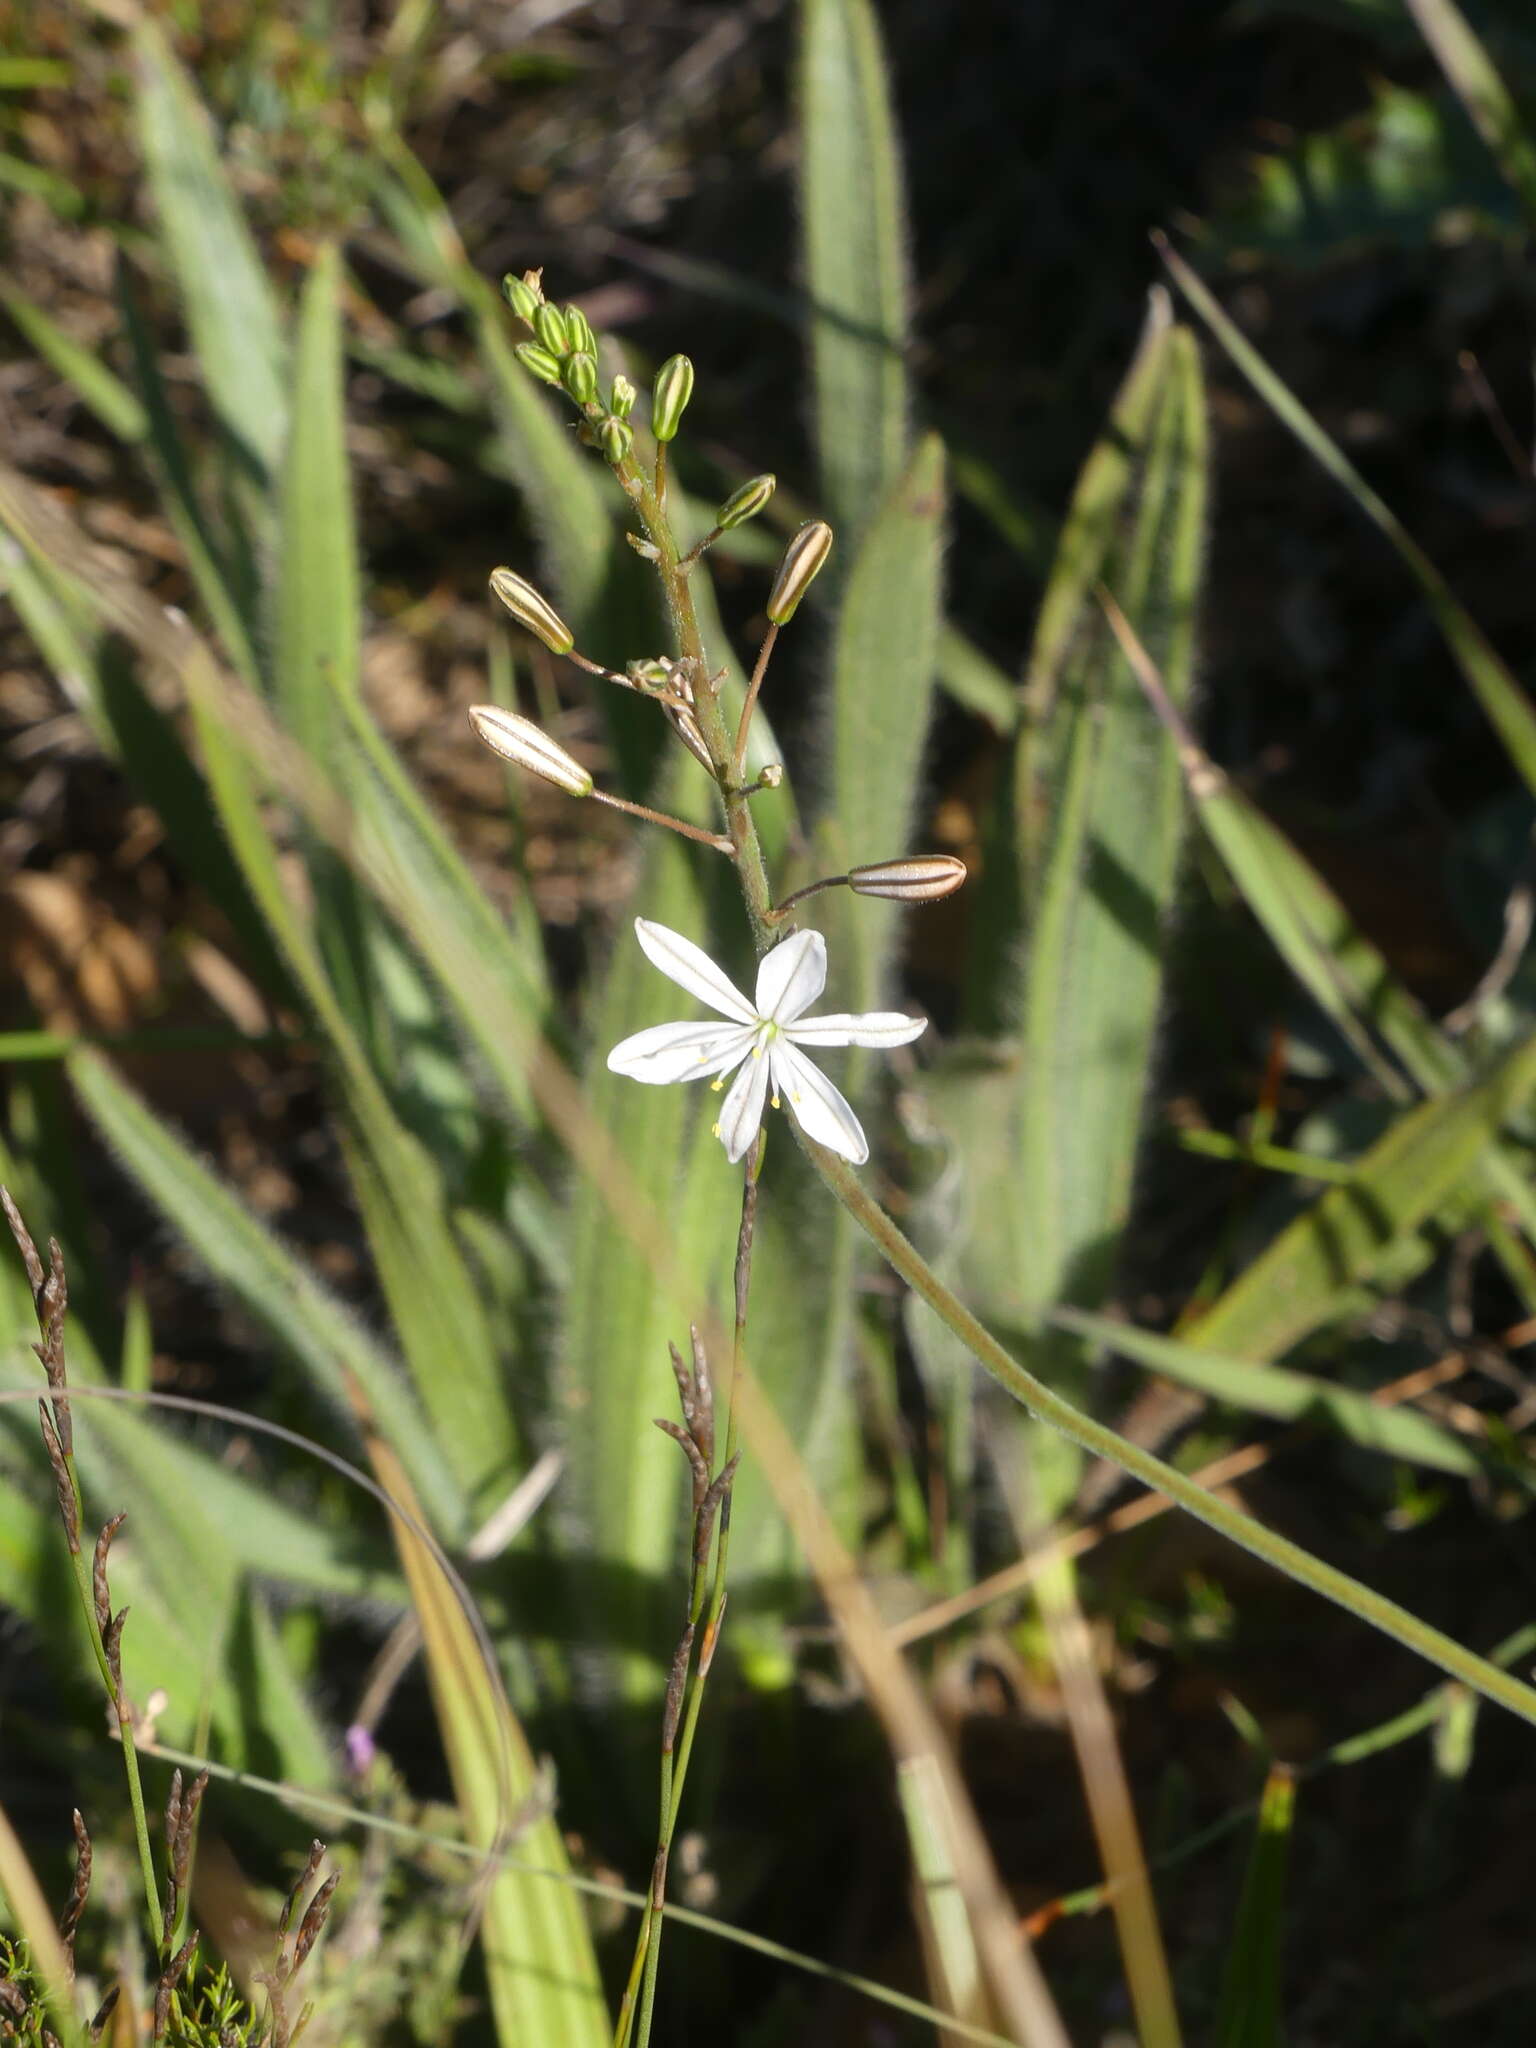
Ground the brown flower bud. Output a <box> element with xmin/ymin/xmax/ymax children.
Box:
<box><xmin>488</xmin><ymin>569</ymin><xmax>574</xmax><ymax>654</ymax></box>
<box><xmin>766</xmin><ymin>520</ymin><xmax>833</xmax><ymax>623</ymax></box>
<box><xmin>468</xmin><ymin>707</ymin><xmax>594</xmax><ymax>798</ymax></box>
<box><xmin>847</xmin><ymin>855</ymin><xmax>967</xmax><ymax>902</ymax></box>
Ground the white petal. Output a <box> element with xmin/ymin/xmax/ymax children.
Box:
<box><xmin>786</xmin><ymin>1010</ymin><xmax>928</xmax><ymax>1049</ymax></box>
<box><xmin>635</xmin><ymin>920</ymin><xmax>756</xmax><ymax>1023</ymax></box>
<box><xmin>606</xmin><ymin>1020</ymin><xmax>754</xmax><ymax>1084</ymax></box>
<box><xmin>715</xmin><ymin>1042</ymin><xmax>771</xmax><ymax>1162</ymax></box>
<box><xmin>769</xmin><ymin>1041</ymin><xmax>869</xmax><ymax>1165</ymax></box>
<box><xmin>755</xmin><ymin>928</ymin><xmax>827</xmax><ymax>1024</ymax></box>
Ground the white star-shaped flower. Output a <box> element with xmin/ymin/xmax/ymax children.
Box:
<box><xmin>606</xmin><ymin>919</ymin><xmax>927</xmax><ymax>1165</ymax></box>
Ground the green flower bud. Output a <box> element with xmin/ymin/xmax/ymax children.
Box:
<box><xmin>716</xmin><ymin>473</ymin><xmax>776</xmax><ymax>531</ymax></box>
<box><xmin>627</xmin><ymin>657</ymin><xmax>674</xmax><ymax>690</ymax></box>
<box><xmin>848</xmin><ymin>855</ymin><xmax>967</xmax><ymax>902</ymax></box>
<box><xmin>563</xmin><ymin>351</ymin><xmax>599</xmax><ymax>404</ymax></box>
<box><xmin>515</xmin><ymin>342</ymin><xmax>563</xmax><ymax>387</ymax></box>
<box><xmin>501</xmin><ymin>273</ymin><xmax>541</xmax><ymax>325</ymax></box>
<box><xmin>766</xmin><ymin>520</ymin><xmax>834</xmax><ymax>624</ymax></box>
<box><xmin>757</xmin><ymin>762</ymin><xmax>784</xmax><ymax>789</ymax></box>
<box><xmin>564</xmin><ymin>305</ymin><xmax>596</xmax><ymax>356</ymax></box>
<box><xmin>488</xmin><ymin>568</ymin><xmax>574</xmax><ymax>654</ymax></box>
<box><xmin>533</xmin><ymin>302</ymin><xmax>570</xmax><ymax>356</ymax></box>
<box><xmin>468</xmin><ymin>706</ymin><xmax>593</xmax><ymax>798</ymax></box>
<box><xmin>651</xmin><ymin>354</ymin><xmax>694</xmax><ymax>443</ymax></box>
<box><xmin>600</xmin><ymin>417</ymin><xmax>634</xmax><ymax>465</ymax></box>
<box><xmin>610</xmin><ymin>374</ymin><xmax>637</xmax><ymax>419</ymax></box>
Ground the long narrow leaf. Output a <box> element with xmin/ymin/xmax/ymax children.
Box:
<box><xmin>1054</xmin><ymin>1307</ymin><xmax>1484</xmax><ymax>1478</ymax></box>
<box><xmin>1191</xmin><ymin>1028</ymin><xmax>1536</xmax><ymax>1362</ymax></box>
<box><xmin>799</xmin><ymin>0</ymin><xmax>910</xmax><ymax>543</ymax></box>
<box><xmin>132</xmin><ymin>20</ymin><xmax>287</xmax><ymax>478</ymax></box>
<box><xmin>65</xmin><ymin>1049</ymin><xmax>463</xmax><ymax>1536</ymax></box>
<box><xmin>1215</xmin><ymin>1767</ymin><xmax>1295</xmax><ymax>2048</ymax></box>
<box><xmin>1404</xmin><ymin>0</ymin><xmax>1536</xmax><ymax>225</ymax></box>
<box><xmin>1160</xmin><ymin>237</ymin><xmax>1536</xmax><ymax>801</ymax></box>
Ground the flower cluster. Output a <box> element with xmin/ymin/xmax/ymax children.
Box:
<box><xmin>470</xmin><ymin>275</ymin><xmax>968</xmax><ymax>1166</ymax></box>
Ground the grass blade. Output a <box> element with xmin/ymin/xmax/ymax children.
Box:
<box><xmin>132</xmin><ymin>19</ymin><xmax>287</xmax><ymax>479</ymax></box>
<box><xmin>363</xmin><ymin>1433</ymin><xmax>610</xmax><ymax>2048</ymax></box>
<box><xmin>1159</xmin><ymin>236</ymin><xmax>1536</xmax><ymax>801</ymax></box>
<box><xmin>0</xmin><ymin>279</ymin><xmax>147</xmax><ymax>442</ymax></box>
<box><xmin>66</xmin><ymin>1049</ymin><xmax>464</xmax><ymax>1537</ymax></box>
<box><xmin>798</xmin><ymin>0</ymin><xmax>910</xmax><ymax>543</ymax></box>
<box><xmin>1054</xmin><ymin>1308</ymin><xmax>1484</xmax><ymax>1478</ymax></box>
<box><xmin>1215</xmin><ymin>1766</ymin><xmax>1295</xmax><ymax>2048</ymax></box>
<box><xmin>1014</xmin><ymin>323</ymin><xmax>1205</xmax><ymax>1321</ymax></box>
<box><xmin>366</xmin><ymin>133</ymin><xmax>611</xmax><ymax>623</ymax></box>
<box><xmin>1404</xmin><ymin>0</ymin><xmax>1536</xmax><ymax>225</ymax></box>
<box><xmin>822</xmin><ymin>431</ymin><xmax>946</xmax><ymax>1007</ymax></box>
<box><xmin>1192</xmin><ymin>1028</ymin><xmax>1536</xmax><ymax>1362</ymax></box>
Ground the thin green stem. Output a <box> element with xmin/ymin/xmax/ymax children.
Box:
<box><xmin>729</xmin><ymin>622</ymin><xmax>778</xmax><ymax>785</ymax></box>
<box><xmin>813</xmin><ymin>1146</ymin><xmax>1536</xmax><ymax>1727</ymax></box>
<box><xmin>769</xmin><ymin>872</ymin><xmax>852</xmax><ymax>922</ymax></box>
<box><xmin>589</xmin><ymin>788</ymin><xmax>735</xmax><ymax>852</ymax></box>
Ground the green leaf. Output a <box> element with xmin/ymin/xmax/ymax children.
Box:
<box><xmin>1215</xmin><ymin>1766</ymin><xmax>1295</xmax><ymax>2048</ymax></box>
<box><xmin>66</xmin><ymin>1049</ymin><xmax>464</xmax><ymax>1537</ymax></box>
<box><xmin>370</xmin><ymin>1436</ymin><xmax>610</xmax><ymax>2048</ymax></box>
<box><xmin>132</xmin><ymin>19</ymin><xmax>287</xmax><ymax>478</ymax></box>
<box><xmin>1404</xmin><ymin>0</ymin><xmax>1536</xmax><ymax>226</ymax></box>
<box><xmin>1013</xmin><ymin>324</ymin><xmax>1205</xmax><ymax>1320</ymax></box>
<box><xmin>0</xmin><ymin>281</ymin><xmax>147</xmax><ymax>442</ymax></box>
<box><xmin>366</xmin><ymin>136</ymin><xmax>610</xmax><ymax>625</ymax></box>
<box><xmin>822</xmin><ymin>432</ymin><xmax>946</xmax><ymax>1009</ymax></box>
<box><xmin>1193</xmin><ymin>1028</ymin><xmax>1536</xmax><ymax>1362</ymax></box>
<box><xmin>1054</xmin><ymin>1308</ymin><xmax>1482</xmax><ymax>1479</ymax></box>
<box><xmin>1162</xmin><ymin>237</ymin><xmax>1536</xmax><ymax>803</ymax></box>
<box><xmin>938</xmin><ymin>625</ymin><xmax>1019</xmax><ymax>734</ymax></box>
<box><xmin>799</xmin><ymin>0</ymin><xmax>910</xmax><ymax>544</ymax></box>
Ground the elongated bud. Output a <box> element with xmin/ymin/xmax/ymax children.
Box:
<box><xmin>533</xmin><ymin>302</ymin><xmax>570</xmax><ymax>356</ymax></box>
<box><xmin>469</xmin><ymin>707</ymin><xmax>594</xmax><ymax>797</ymax></box>
<box><xmin>716</xmin><ymin>473</ymin><xmax>775</xmax><ymax>531</ymax></box>
<box><xmin>766</xmin><ymin>520</ymin><xmax>833</xmax><ymax>623</ymax></box>
<box><xmin>563</xmin><ymin>351</ymin><xmax>598</xmax><ymax>404</ymax></box>
<box><xmin>600</xmin><ymin>417</ymin><xmax>634</xmax><ymax>465</ymax></box>
<box><xmin>515</xmin><ymin>341</ymin><xmax>563</xmax><ymax>387</ymax></box>
<box><xmin>564</xmin><ymin>305</ymin><xmax>596</xmax><ymax>356</ymax></box>
<box><xmin>610</xmin><ymin>375</ymin><xmax>637</xmax><ymax>419</ymax></box>
<box><xmin>651</xmin><ymin>354</ymin><xmax>694</xmax><ymax>443</ymax></box>
<box><xmin>502</xmin><ymin>274</ymin><xmax>541</xmax><ymax>325</ymax></box>
<box><xmin>848</xmin><ymin>855</ymin><xmax>967</xmax><ymax>902</ymax></box>
<box><xmin>489</xmin><ymin>568</ymin><xmax>574</xmax><ymax>654</ymax></box>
